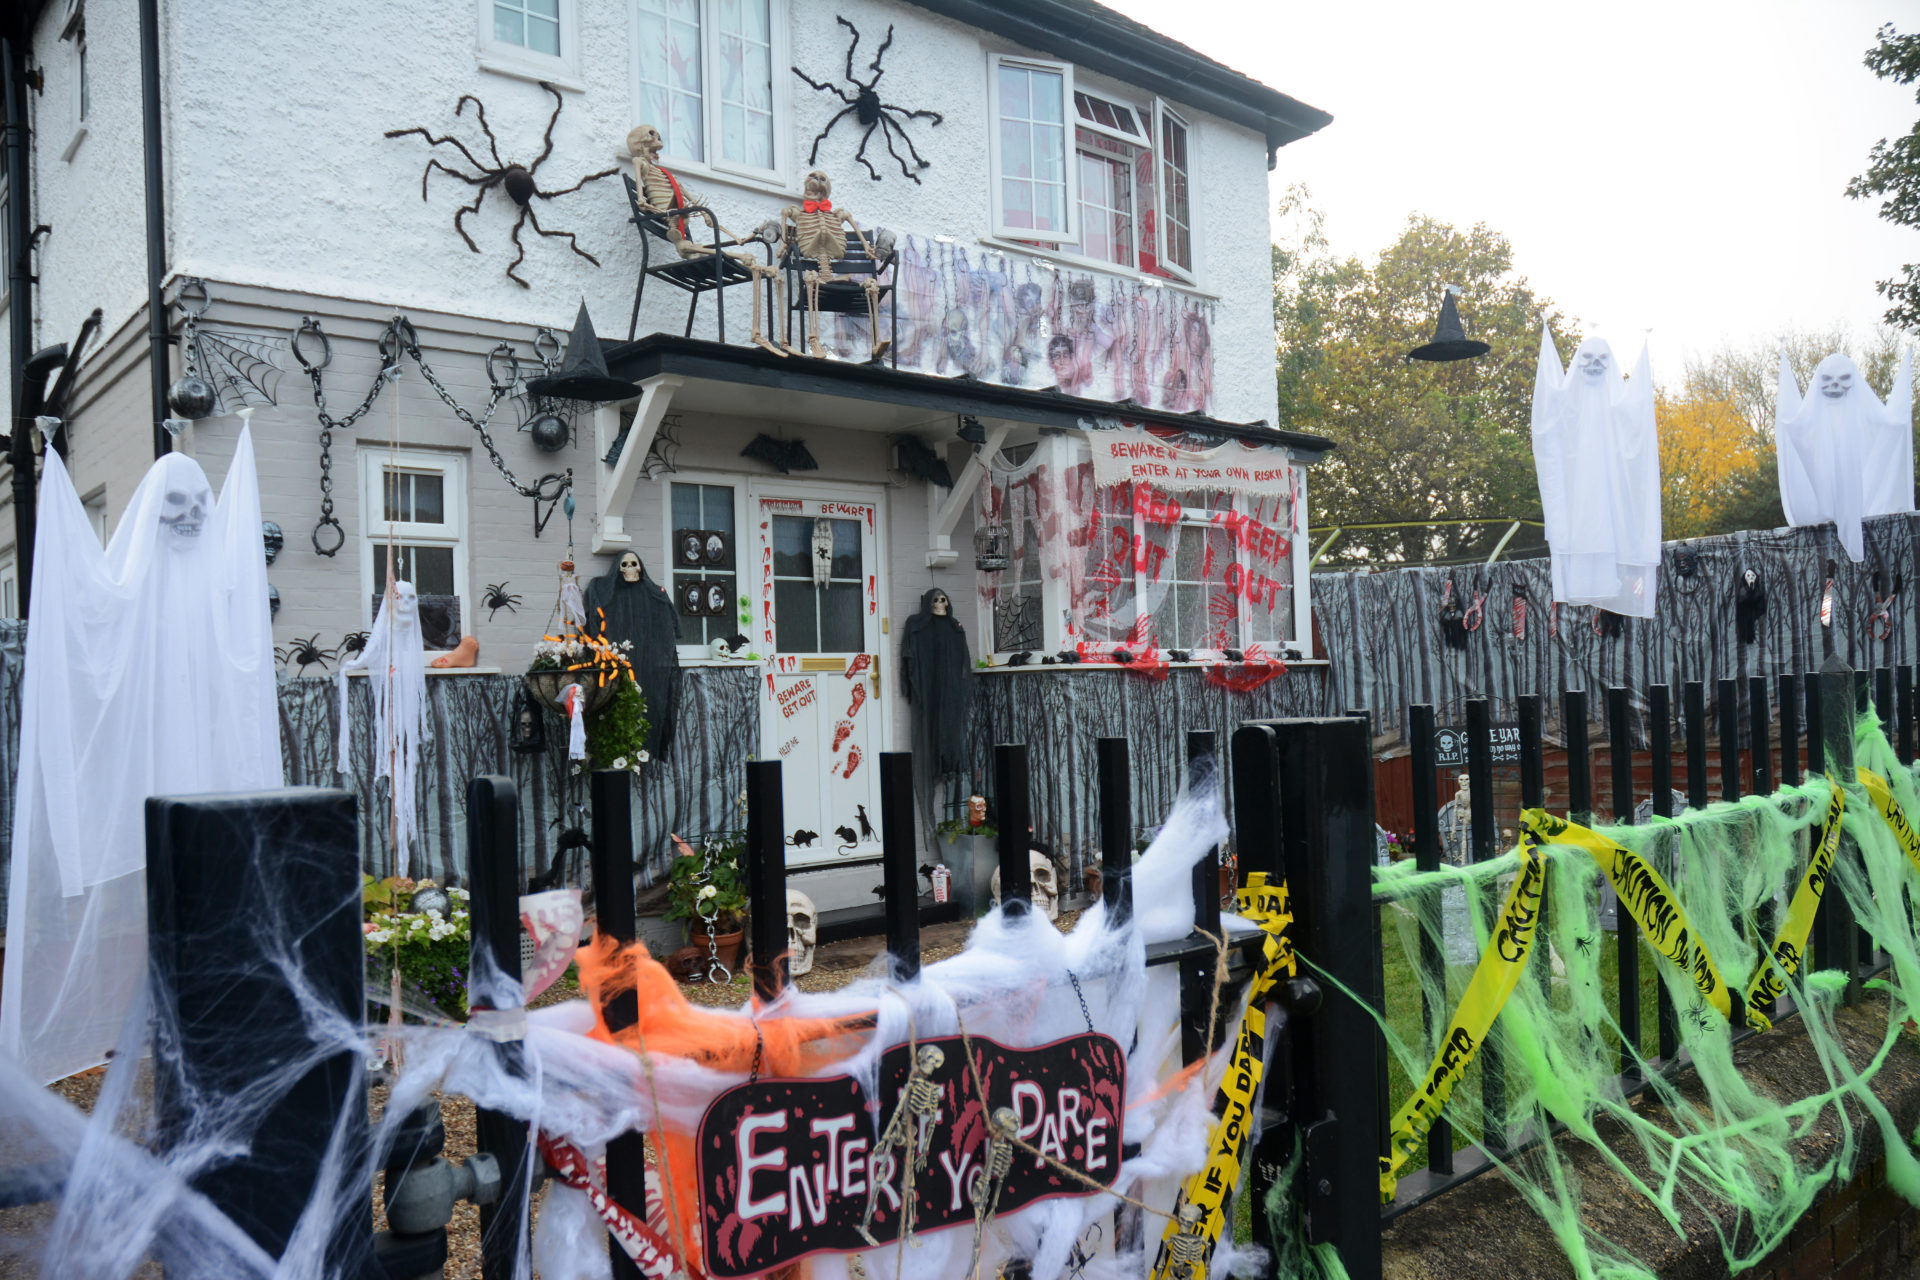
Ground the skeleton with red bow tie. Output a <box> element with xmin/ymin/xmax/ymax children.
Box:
<box><xmin>782</xmin><ymin>169</ymin><xmax>890</xmax><ymax>361</ymax></box>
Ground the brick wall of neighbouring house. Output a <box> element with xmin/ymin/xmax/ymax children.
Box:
<box><xmin>1745</xmin><ymin>1159</ymin><xmax>1920</xmax><ymax>1280</ymax></box>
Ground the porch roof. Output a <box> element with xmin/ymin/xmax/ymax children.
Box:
<box><xmin>600</xmin><ymin>333</ymin><xmax>1339</xmax><ymax>457</ymax></box>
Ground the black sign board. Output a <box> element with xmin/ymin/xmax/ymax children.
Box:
<box><xmin>696</xmin><ymin>1031</ymin><xmax>1125</xmax><ymax>1278</ymax></box>
<box><xmin>1432</xmin><ymin>724</ymin><xmax>1521</xmax><ymax>768</ymax></box>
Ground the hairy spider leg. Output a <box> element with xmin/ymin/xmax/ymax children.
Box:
<box><xmin>852</xmin><ymin>120</ymin><xmax>885</xmax><ymax>182</ymax></box>
<box><xmin>862</xmin><ymin>23</ymin><xmax>896</xmax><ymax>81</ymax></box>
<box><xmin>451</xmin><ymin>177</ymin><xmax>503</xmax><ymax>254</ymax></box>
<box><xmin>878</xmin><ymin>112</ymin><xmax>938</xmax><ymax>181</ymax></box>
<box><xmin>383</xmin><ymin>123</ymin><xmax>494</xmax><ymax>176</ymax></box>
<box><xmin>804</xmin><ymin>103</ymin><xmax>862</xmax><ymax>165</ymax></box>
<box><xmin>534</xmin><ymin>166</ymin><xmax>621</xmax><ymax>200</ymax></box>
<box><xmin>508</xmin><ymin>205</ymin><xmax>603</xmax><ymax>288</ymax></box>
<box><xmin>453</xmin><ymin>94</ymin><xmax>506</xmax><ymax>168</ymax></box>
<box><xmin>529</xmin><ymin>81</ymin><xmax>565</xmax><ymax>171</ymax></box>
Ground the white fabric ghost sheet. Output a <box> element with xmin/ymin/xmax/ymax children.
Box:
<box><xmin>1776</xmin><ymin>350</ymin><xmax>1915</xmax><ymax>562</ymax></box>
<box><xmin>1530</xmin><ymin>326</ymin><xmax>1661</xmax><ymax>617</ymax></box>
<box><xmin>336</xmin><ymin>579</ymin><xmax>429</xmax><ymax>877</ymax></box>
<box><xmin>0</xmin><ymin>431</ymin><xmax>279</xmax><ymax>1084</ymax></box>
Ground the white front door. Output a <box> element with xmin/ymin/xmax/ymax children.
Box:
<box><xmin>754</xmin><ymin>489</ymin><xmax>886</xmax><ymax>864</ymax></box>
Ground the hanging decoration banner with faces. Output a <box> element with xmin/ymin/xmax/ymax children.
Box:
<box><xmin>1084</xmin><ymin>425</ymin><xmax>1297</xmax><ymax>498</ymax></box>
<box><xmin>695</xmin><ymin>1031</ymin><xmax>1125</xmax><ymax>1278</ymax></box>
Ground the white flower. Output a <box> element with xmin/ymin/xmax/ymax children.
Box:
<box><xmin>613</xmin><ymin>756</ymin><xmax>628</xmax><ymax>770</ymax></box>
<box><xmin>367</xmin><ymin>929</ymin><xmax>392</xmax><ymax>944</ymax></box>
<box><xmin>450</xmin><ymin>887</ymin><xmax>469</xmax><ymax>901</ymax></box>
<box><xmin>699</xmin><ymin>885</ymin><xmax>718</xmax><ymax>900</ymax></box>
<box><xmin>637</xmin><ymin>750</ymin><xmax>650</xmax><ymax>763</ymax></box>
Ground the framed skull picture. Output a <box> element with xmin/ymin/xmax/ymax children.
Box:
<box><xmin>675</xmin><ymin>529</ymin><xmax>705</xmax><ymax>568</ymax></box>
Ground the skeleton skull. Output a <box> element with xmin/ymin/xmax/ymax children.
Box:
<box><xmin>930</xmin><ymin>590</ymin><xmax>950</xmax><ymax>617</ymax></box>
<box><xmin>786</xmin><ymin>888</ymin><xmax>818</xmax><ymax>977</ymax></box>
<box><xmin>619</xmin><ymin>551</ymin><xmax>642</xmax><ymax>584</ymax></box>
<box><xmin>627</xmin><ymin>124</ymin><xmax>663</xmax><ymax>163</ymax></box>
<box><xmin>1577</xmin><ymin>350</ymin><xmax>1611</xmax><ymax>380</ymax></box>
<box><xmin>990</xmin><ymin>850</ymin><xmax>1061</xmax><ymax>921</ymax></box>
<box><xmin>1819</xmin><ymin>368</ymin><xmax>1854</xmax><ymax>400</ymax></box>
<box><xmin>159</xmin><ymin>483</ymin><xmax>213</xmax><ymax>547</ymax></box>
<box><xmin>388</xmin><ymin>580</ymin><xmax>420</xmax><ymax>626</ymax></box>
<box><xmin>915</xmin><ymin>1044</ymin><xmax>945</xmax><ymax>1074</ymax></box>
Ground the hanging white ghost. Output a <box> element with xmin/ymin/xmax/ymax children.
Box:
<box><xmin>336</xmin><ymin>578</ymin><xmax>430</xmax><ymax>876</ymax></box>
<box><xmin>0</xmin><ymin>430</ymin><xmax>278</xmax><ymax>1085</ymax></box>
<box><xmin>1530</xmin><ymin>326</ymin><xmax>1661</xmax><ymax>617</ymax></box>
<box><xmin>1776</xmin><ymin>350</ymin><xmax>1914</xmax><ymax>562</ymax></box>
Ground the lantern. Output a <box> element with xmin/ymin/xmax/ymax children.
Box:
<box><xmin>510</xmin><ymin>687</ymin><xmax>549</xmax><ymax>755</ymax></box>
<box><xmin>973</xmin><ymin>521</ymin><xmax>1010</xmax><ymax>572</ymax></box>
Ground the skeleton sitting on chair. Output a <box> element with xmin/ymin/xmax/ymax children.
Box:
<box><xmin>782</xmin><ymin>169</ymin><xmax>890</xmax><ymax>362</ymax></box>
<box><xmin>626</xmin><ymin>123</ymin><xmax>786</xmax><ymax>357</ymax></box>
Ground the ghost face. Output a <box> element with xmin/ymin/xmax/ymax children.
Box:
<box><xmin>1577</xmin><ymin>350</ymin><xmax>1611</xmax><ymax>380</ymax></box>
<box><xmin>1819</xmin><ymin>368</ymin><xmax>1855</xmax><ymax>400</ymax></box>
<box><xmin>930</xmin><ymin>591</ymin><xmax>950</xmax><ymax>617</ymax></box>
<box><xmin>388</xmin><ymin>580</ymin><xmax>420</xmax><ymax>627</ymax></box>
<box><xmin>158</xmin><ymin>483</ymin><xmax>213</xmax><ymax>547</ymax></box>
<box><xmin>619</xmin><ymin>552</ymin><xmax>642</xmax><ymax>584</ymax></box>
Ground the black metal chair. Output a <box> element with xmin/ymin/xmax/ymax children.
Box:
<box><xmin>782</xmin><ymin>231</ymin><xmax>899</xmax><ymax>366</ymax></box>
<box><xmin>623</xmin><ymin>173</ymin><xmax>774</xmax><ymax>343</ymax></box>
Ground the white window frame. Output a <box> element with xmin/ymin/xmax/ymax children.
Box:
<box><xmin>81</xmin><ymin>488</ymin><xmax>108</xmax><ymax>546</ymax></box>
<box><xmin>987</xmin><ymin>53</ymin><xmax>1077</xmax><ymax>245</ymax></box>
<box><xmin>358</xmin><ymin>448</ymin><xmax>469</xmax><ymax>645</ymax></box>
<box><xmin>59</xmin><ymin>5</ymin><xmax>87</xmax><ymax>162</ymax></box>
<box><xmin>476</xmin><ymin>0</ymin><xmax>584</xmax><ymax>90</ymax></box>
<box><xmin>661</xmin><ymin>471</ymin><xmax>752</xmax><ymax>664</ymax></box>
<box><xmin>0</xmin><ymin>556</ymin><xmax>18</xmax><ymax>620</ymax></box>
<box><xmin>629</xmin><ymin>0</ymin><xmax>791</xmax><ymax>188</ymax></box>
<box><xmin>1153</xmin><ymin>99</ymin><xmax>1196</xmax><ymax>283</ymax></box>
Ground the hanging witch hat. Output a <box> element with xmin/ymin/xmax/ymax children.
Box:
<box><xmin>1407</xmin><ymin>286</ymin><xmax>1490</xmax><ymax>363</ymax></box>
<box><xmin>525</xmin><ymin>302</ymin><xmax>642</xmax><ymax>402</ymax></box>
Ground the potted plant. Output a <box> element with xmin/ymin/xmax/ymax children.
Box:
<box><xmin>363</xmin><ymin>875</ymin><xmax>474</xmax><ymax>1019</ymax></box>
<box><xmin>936</xmin><ymin>795</ymin><xmax>998</xmax><ymax>917</ymax></box>
<box><xmin>581</xmin><ymin>677</ymin><xmax>652</xmax><ymax>778</ymax></box>
<box><xmin>664</xmin><ymin>838</ymin><xmax>748</xmax><ymax>973</ymax></box>
<box><xmin>524</xmin><ymin>628</ymin><xmax>627</xmax><ymax>717</ymax></box>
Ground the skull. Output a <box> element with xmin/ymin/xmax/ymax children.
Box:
<box><xmin>786</xmin><ymin>888</ymin><xmax>818</xmax><ymax>977</ymax></box>
<box><xmin>804</xmin><ymin>169</ymin><xmax>832</xmax><ymax>201</ymax></box>
<box><xmin>990</xmin><ymin>851</ymin><xmax>1061</xmax><ymax>921</ymax></box>
<box><xmin>158</xmin><ymin>483</ymin><xmax>213</xmax><ymax>546</ymax></box>
<box><xmin>966</xmin><ymin>794</ymin><xmax>988</xmax><ymax>827</ymax></box>
<box><xmin>627</xmin><ymin>124</ymin><xmax>663</xmax><ymax>163</ymax></box>
<box><xmin>1177</xmin><ymin>1203</ymin><xmax>1204</xmax><ymax>1229</ymax></box>
<box><xmin>991</xmin><ymin>1106</ymin><xmax>1019</xmax><ymax>1137</ymax></box>
<box><xmin>1577</xmin><ymin>350</ymin><xmax>1611</xmax><ymax>380</ymax></box>
<box><xmin>619</xmin><ymin>552</ymin><xmax>642</xmax><ymax>584</ymax></box>
<box><xmin>1819</xmin><ymin>368</ymin><xmax>1854</xmax><ymax>400</ymax></box>
<box><xmin>388</xmin><ymin>580</ymin><xmax>420</xmax><ymax>626</ymax></box>
<box><xmin>915</xmin><ymin>1044</ymin><xmax>945</xmax><ymax>1074</ymax></box>
<box><xmin>930</xmin><ymin>590</ymin><xmax>950</xmax><ymax>617</ymax></box>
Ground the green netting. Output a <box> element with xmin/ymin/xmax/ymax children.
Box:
<box><xmin>1318</xmin><ymin>712</ymin><xmax>1920</xmax><ymax>1280</ymax></box>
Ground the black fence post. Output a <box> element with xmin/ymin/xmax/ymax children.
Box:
<box><xmin>880</xmin><ymin>752</ymin><xmax>922</xmax><ymax>979</ymax></box>
<box><xmin>467</xmin><ymin>775</ymin><xmax>530</xmax><ymax>1280</ymax></box>
<box><xmin>1780</xmin><ymin>675</ymin><xmax>1802</xmax><ymax>788</ymax></box>
<box><xmin>1098</xmin><ymin>736</ymin><xmax>1133</xmax><ymax>925</ymax></box>
<box><xmin>1898</xmin><ymin>666</ymin><xmax>1916</xmax><ymax>765</ymax></box>
<box><xmin>745</xmin><ymin>759</ymin><xmax>787</xmax><ymax>1002</ymax></box>
<box><xmin>146</xmin><ymin>788</ymin><xmax>366</xmax><ymax>1271</ymax></box>
<box><xmin>1464</xmin><ymin>699</ymin><xmax>1504</xmax><ymax>1148</ymax></box>
<box><xmin>1407</xmin><ymin>704</ymin><xmax>1451</xmax><ymax>1176</ymax></box>
<box><xmin>1254</xmin><ymin>716</ymin><xmax>1382</xmax><ymax>1279</ymax></box>
<box><xmin>1178</xmin><ymin>733</ymin><xmax>1216</xmax><ymax>1066</ymax></box>
<box><xmin>1716</xmin><ymin>679</ymin><xmax>1741</xmax><ymax>803</ymax></box>
<box><xmin>1607</xmin><ymin>687</ymin><xmax>1641</xmax><ymax>1075</ymax></box>
<box><xmin>995</xmin><ymin>743</ymin><xmax>1032</xmax><ymax>909</ymax></box>
<box><xmin>590</xmin><ymin>770</ymin><xmax>646</xmax><ymax>1280</ymax></box>
<box><xmin>1649</xmin><ymin>685</ymin><xmax>1680</xmax><ymax>1061</ymax></box>
<box><xmin>1684</xmin><ymin>682</ymin><xmax>1708</xmax><ymax>810</ymax></box>
<box><xmin>1812</xmin><ymin>657</ymin><xmax>1860</xmax><ymax>1005</ymax></box>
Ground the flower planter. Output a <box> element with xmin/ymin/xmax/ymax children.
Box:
<box><xmin>524</xmin><ymin>668</ymin><xmax>619</xmax><ymax>717</ymax></box>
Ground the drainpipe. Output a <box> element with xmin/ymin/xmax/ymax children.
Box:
<box><xmin>4</xmin><ymin>33</ymin><xmax>37</xmax><ymax>615</ymax></box>
<box><xmin>137</xmin><ymin>0</ymin><xmax>169</xmax><ymax>457</ymax></box>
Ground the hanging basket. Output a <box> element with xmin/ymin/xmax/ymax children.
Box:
<box><xmin>523</xmin><ymin>667</ymin><xmax>621</xmax><ymax>717</ymax></box>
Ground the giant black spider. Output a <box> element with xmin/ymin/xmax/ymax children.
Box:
<box><xmin>384</xmin><ymin>82</ymin><xmax>618</xmax><ymax>287</ymax></box>
<box><xmin>482</xmin><ymin>581</ymin><xmax>522</xmax><ymax>620</ymax></box>
<box><xmin>275</xmin><ymin>635</ymin><xmax>335</xmax><ymax>676</ymax></box>
<box><xmin>793</xmin><ymin>18</ymin><xmax>942</xmax><ymax>184</ymax></box>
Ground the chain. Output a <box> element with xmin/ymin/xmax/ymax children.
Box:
<box><xmin>695</xmin><ymin>838</ymin><xmax>732</xmax><ymax>985</ymax></box>
<box><xmin>1066</xmin><ymin>969</ymin><xmax>1094</xmax><ymax>1034</ymax></box>
<box><xmin>293</xmin><ymin>316</ymin><xmax>399</xmax><ymax>557</ymax></box>
<box><xmin>401</xmin><ymin>325</ymin><xmax>571</xmax><ymax>503</ymax></box>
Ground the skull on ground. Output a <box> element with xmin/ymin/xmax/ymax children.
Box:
<box><xmin>990</xmin><ymin>850</ymin><xmax>1062</xmax><ymax>921</ymax></box>
<box><xmin>786</xmin><ymin>888</ymin><xmax>818</xmax><ymax>977</ymax></box>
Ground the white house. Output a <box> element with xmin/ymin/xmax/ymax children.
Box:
<box><xmin>0</xmin><ymin>0</ymin><xmax>1333</xmax><ymax>921</ymax></box>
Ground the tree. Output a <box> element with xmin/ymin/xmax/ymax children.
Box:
<box><xmin>1847</xmin><ymin>23</ymin><xmax>1920</xmax><ymax>330</ymax></box>
<box><xmin>1274</xmin><ymin>192</ymin><xmax>1578</xmax><ymax>567</ymax></box>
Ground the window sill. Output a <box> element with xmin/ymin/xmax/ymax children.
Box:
<box><xmin>60</xmin><ymin>125</ymin><xmax>87</xmax><ymax>163</ymax></box>
<box><xmin>475</xmin><ymin>51</ymin><xmax>585</xmax><ymax>93</ymax></box>
<box><xmin>975</xmin><ymin>236</ymin><xmax>1215</xmax><ymax>301</ymax></box>
<box><xmin>630</xmin><ymin>155</ymin><xmax>803</xmax><ymax>203</ymax></box>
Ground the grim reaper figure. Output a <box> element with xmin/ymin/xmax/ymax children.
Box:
<box><xmin>585</xmin><ymin>551</ymin><xmax>682</xmax><ymax>756</ymax></box>
<box><xmin>0</xmin><ymin>432</ymin><xmax>277</xmax><ymax>1084</ymax></box>
<box><xmin>1776</xmin><ymin>350</ymin><xmax>1915</xmax><ymax>562</ymax></box>
<box><xmin>899</xmin><ymin>587</ymin><xmax>971</xmax><ymax>826</ymax></box>
<box><xmin>1531</xmin><ymin>326</ymin><xmax>1660</xmax><ymax>617</ymax></box>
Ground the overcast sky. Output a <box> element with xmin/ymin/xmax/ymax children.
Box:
<box><xmin>1105</xmin><ymin>0</ymin><xmax>1920</xmax><ymax>377</ymax></box>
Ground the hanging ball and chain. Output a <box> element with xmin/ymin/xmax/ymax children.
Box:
<box><xmin>168</xmin><ymin>374</ymin><xmax>219</xmax><ymax>421</ymax></box>
<box><xmin>526</xmin><ymin>410</ymin><xmax>570</xmax><ymax>454</ymax></box>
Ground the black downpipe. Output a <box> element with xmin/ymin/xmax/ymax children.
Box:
<box><xmin>4</xmin><ymin>34</ymin><xmax>35</xmax><ymax>615</ymax></box>
<box><xmin>138</xmin><ymin>0</ymin><xmax>169</xmax><ymax>458</ymax></box>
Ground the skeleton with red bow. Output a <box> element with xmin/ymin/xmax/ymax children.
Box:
<box><xmin>781</xmin><ymin>169</ymin><xmax>891</xmax><ymax>362</ymax></box>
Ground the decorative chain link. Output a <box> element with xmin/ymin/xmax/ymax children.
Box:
<box><xmin>1067</xmin><ymin>969</ymin><xmax>1094</xmax><ymax>1034</ymax></box>
<box><xmin>401</xmin><ymin>328</ymin><xmax>569</xmax><ymax>501</ymax></box>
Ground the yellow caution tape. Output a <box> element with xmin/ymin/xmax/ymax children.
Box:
<box><xmin>1748</xmin><ymin>781</ymin><xmax>1845</xmax><ymax>1014</ymax></box>
<box><xmin>1149</xmin><ymin>873</ymin><xmax>1294</xmax><ymax>1280</ymax></box>
<box><xmin>1379</xmin><ymin>835</ymin><xmax>1547</xmax><ymax>1203</ymax></box>
<box><xmin>1522</xmin><ymin>809</ymin><xmax>1753</xmax><ymax>1031</ymax></box>
<box><xmin>1860</xmin><ymin>768</ymin><xmax>1920</xmax><ymax>877</ymax></box>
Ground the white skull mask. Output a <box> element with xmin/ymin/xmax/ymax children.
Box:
<box><xmin>388</xmin><ymin>580</ymin><xmax>420</xmax><ymax>627</ymax></box>
<box><xmin>930</xmin><ymin>591</ymin><xmax>950</xmax><ymax>617</ymax></box>
<box><xmin>1819</xmin><ymin>368</ymin><xmax>1855</xmax><ymax>400</ymax></box>
<box><xmin>158</xmin><ymin>483</ymin><xmax>213</xmax><ymax>547</ymax></box>
<box><xmin>620</xmin><ymin>552</ymin><xmax>642</xmax><ymax>584</ymax></box>
<box><xmin>786</xmin><ymin>888</ymin><xmax>818</xmax><ymax>977</ymax></box>
<box><xmin>991</xmin><ymin>850</ymin><xmax>1061</xmax><ymax>922</ymax></box>
<box><xmin>1577</xmin><ymin>350</ymin><xmax>1611</xmax><ymax>380</ymax></box>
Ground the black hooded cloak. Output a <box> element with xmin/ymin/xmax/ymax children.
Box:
<box><xmin>900</xmin><ymin>587</ymin><xmax>972</xmax><ymax>819</ymax></box>
<box><xmin>585</xmin><ymin>556</ymin><xmax>682</xmax><ymax>755</ymax></box>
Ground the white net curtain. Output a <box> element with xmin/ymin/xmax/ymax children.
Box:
<box><xmin>977</xmin><ymin>433</ymin><xmax>1297</xmax><ymax>658</ymax></box>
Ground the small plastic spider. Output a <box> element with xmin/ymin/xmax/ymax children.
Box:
<box><xmin>338</xmin><ymin>631</ymin><xmax>371</xmax><ymax>660</ymax></box>
<box><xmin>1573</xmin><ymin>933</ymin><xmax>1597</xmax><ymax>956</ymax></box>
<box><xmin>481</xmin><ymin>582</ymin><xmax>522</xmax><ymax>620</ymax></box>
<box><xmin>793</xmin><ymin>18</ymin><xmax>943</xmax><ymax>183</ymax></box>
<box><xmin>275</xmin><ymin>635</ymin><xmax>334</xmax><ymax>676</ymax></box>
<box><xmin>384</xmin><ymin>82</ymin><xmax>619</xmax><ymax>287</ymax></box>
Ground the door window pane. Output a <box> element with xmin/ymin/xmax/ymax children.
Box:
<box><xmin>769</xmin><ymin>513</ymin><xmax>863</xmax><ymax>653</ymax></box>
<box><xmin>773</xmin><ymin>580</ymin><xmax>818</xmax><ymax>653</ymax></box>
<box><xmin>673</xmin><ymin>482</ymin><xmax>738</xmax><ymax>646</ymax></box>
<box><xmin>819</xmin><ymin>583</ymin><xmax>862</xmax><ymax>652</ymax></box>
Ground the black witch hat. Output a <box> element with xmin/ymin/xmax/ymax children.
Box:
<box><xmin>525</xmin><ymin>302</ymin><xmax>642</xmax><ymax>402</ymax></box>
<box><xmin>1407</xmin><ymin>288</ymin><xmax>1490</xmax><ymax>363</ymax></box>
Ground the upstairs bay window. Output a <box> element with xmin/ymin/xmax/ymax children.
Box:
<box><xmin>988</xmin><ymin>55</ymin><xmax>1197</xmax><ymax>282</ymax></box>
<box><xmin>635</xmin><ymin>0</ymin><xmax>786</xmax><ymax>182</ymax></box>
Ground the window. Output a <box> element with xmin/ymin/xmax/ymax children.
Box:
<box><xmin>670</xmin><ymin>481</ymin><xmax>740</xmax><ymax>653</ymax></box>
<box><xmin>989</xmin><ymin>56</ymin><xmax>1073</xmax><ymax>242</ymax></box>
<box><xmin>0</xmin><ymin>558</ymin><xmax>17</xmax><ymax>620</ymax></box>
<box><xmin>1156</xmin><ymin>102</ymin><xmax>1193</xmax><ymax>278</ymax></box>
<box><xmin>82</xmin><ymin>491</ymin><xmax>108</xmax><ymax>546</ymax></box>
<box><xmin>770</xmin><ymin>514</ymin><xmax>864</xmax><ymax>653</ymax></box>
<box><xmin>477</xmin><ymin>0</ymin><xmax>580</xmax><ymax>84</ymax></box>
<box><xmin>634</xmin><ymin>0</ymin><xmax>784</xmax><ymax>180</ymax></box>
<box><xmin>359</xmin><ymin>450</ymin><xmax>467</xmax><ymax>648</ymax></box>
<box><xmin>59</xmin><ymin>7</ymin><xmax>87</xmax><ymax>161</ymax></box>
<box><xmin>77</xmin><ymin>38</ymin><xmax>88</xmax><ymax>123</ymax></box>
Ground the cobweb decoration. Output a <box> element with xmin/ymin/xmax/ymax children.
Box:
<box><xmin>640</xmin><ymin>414</ymin><xmax>683</xmax><ymax>480</ymax></box>
<box><xmin>194</xmin><ymin>329</ymin><xmax>286</xmax><ymax>411</ymax></box>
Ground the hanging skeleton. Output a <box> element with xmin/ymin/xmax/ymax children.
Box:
<box><xmin>811</xmin><ymin>517</ymin><xmax>835</xmax><ymax>588</ymax></box>
<box><xmin>965</xmin><ymin>1106</ymin><xmax>1019</xmax><ymax>1280</ymax></box>
<box><xmin>782</xmin><ymin>170</ymin><xmax>890</xmax><ymax>361</ymax></box>
<box><xmin>1162</xmin><ymin>1203</ymin><xmax>1208</xmax><ymax>1280</ymax></box>
<box><xmin>859</xmin><ymin>1043</ymin><xmax>944</xmax><ymax>1247</ymax></box>
<box><xmin>626</xmin><ymin>124</ymin><xmax>786</xmax><ymax>356</ymax></box>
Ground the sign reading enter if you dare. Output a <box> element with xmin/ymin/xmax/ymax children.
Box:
<box><xmin>696</xmin><ymin>1031</ymin><xmax>1125</xmax><ymax>1278</ymax></box>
